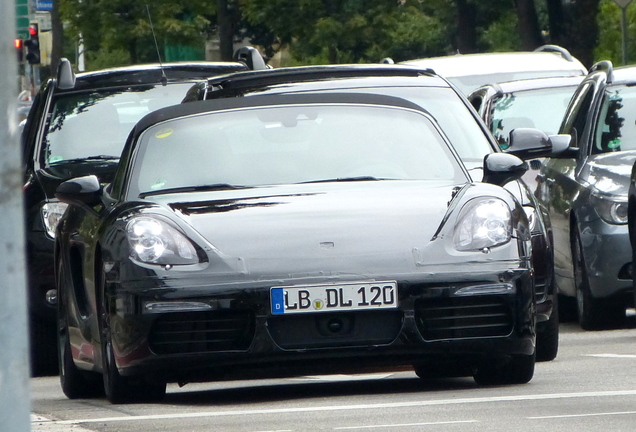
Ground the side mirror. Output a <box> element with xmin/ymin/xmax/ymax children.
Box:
<box><xmin>483</xmin><ymin>153</ymin><xmax>528</xmax><ymax>186</ymax></box>
<box><xmin>505</xmin><ymin>128</ymin><xmax>552</xmax><ymax>159</ymax></box>
<box><xmin>55</xmin><ymin>175</ymin><xmax>102</xmax><ymax>206</ymax></box>
<box><xmin>548</xmin><ymin>134</ymin><xmax>572</xmax><ymax>155</ymax></box>
<box><xmin>506</xmin><ymin>128</ymin><xmax>578</xmax><ymax>160</ymax></box>
<box><xmin>548</xmin><ymin>133</ymin><xmax>580</xmax><ymax>158</ymax></box>
<box><xmin>56</xmin><ymin>58</ymin><xmax>76</xmax><ymax>90</ymax></box>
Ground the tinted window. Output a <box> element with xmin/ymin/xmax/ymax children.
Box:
<box><xmin>490</xmin><ymin>85</ymin><xmax>578</xmax><ymax>149</ymax></box>
<box><xmin>593</xmin><ymin>85</ymin><xmax>636</xmax><ymax>153</ymax></box>
<box><xmin>42</xmin><ymin>83</ymin><xmax>193</xmax><ymax>167</ymax></box>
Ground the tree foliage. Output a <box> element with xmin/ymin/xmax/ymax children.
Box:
<box><xmin>59</xmin><ymin>0</ymin><xmax>216</xmax><ymax>68</ymax></box>
<box><xmin>54</xmin><ymin>0</ymin><xmax>625</xmax><ymax>72</ymax></box>
<box><xmin>239</xmin><ymin>0</ymin><xmax>450</xmax><ymax>64</ymax></box>
<box><xmin>596</xmin><ymin>0</ymin><xmax>636</xmax><ymax>66</ymax></box>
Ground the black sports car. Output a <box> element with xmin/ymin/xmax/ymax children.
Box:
<box><xmin>55</xmin><ymin>93</ymin><xmax>536</xmax><ymax>404</ymax></box>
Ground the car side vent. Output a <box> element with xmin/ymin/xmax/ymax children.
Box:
<box><xmin>149</xmin><ymin>310</ymin><xmax>255</xmax><ymax>355</ymax></box>
<box><xmin>414</xmin><ymin>296</ymin><xmax>513</xmax><ymax>340</ymax></box>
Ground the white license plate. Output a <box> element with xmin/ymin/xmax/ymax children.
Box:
<box><xmin>270</xmin><ymin>281</ymin><xmax>398</xmax><ymax>315</ymax></box>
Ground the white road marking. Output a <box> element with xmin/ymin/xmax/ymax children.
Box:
<box><xmin>38</xmin><ymin>389</ymin><xmax>636</xmax><ymax>426</ymax></box>
<box><xmin>529</xmin><ymin>410</ymin><xmax>636</xmax><ymax>420</ymax></box>
<box><xmin>584</xmin><ymin>354</ymin><xmax>636</xmax><ymax>359</ymax></box>
<box><xmin>291</xmin><ymin>374</ymin><xmax>395</xmax><ymax>382</ymax></box>
<box><xmin>31</xmin><ymin>414</ymin><xmax>95</xmax><ymax>432</ymax></box>
<box><xmin>252</xmin><ymin>430</ymin><xmax>293</xmax><ymax>432</ymax></box>
<box><xmin>334</xmin><ymin>420</ymin><xmax>478</xmax><ymax>429</ymax></box>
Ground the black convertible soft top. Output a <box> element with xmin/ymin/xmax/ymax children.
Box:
<box><xmin>131</xmin><ymin>91</ymin><xmax>433</xmax><ymax>139</ymax></box>
<box><xmin>62</xmin><ymin>63</ymin><xmax>249</xmax><ymax>92</ymax></box>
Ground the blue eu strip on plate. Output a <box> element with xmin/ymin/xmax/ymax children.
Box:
<box><xmin>271</xmin><ymin>287</ymin><xmax>285</xmax><ymax>315</ymax></box>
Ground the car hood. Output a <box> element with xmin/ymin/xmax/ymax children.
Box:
<box><xmin>146</xmin><ymin>181</ymin><xmax>473</xmax><ymax>277</ymax></box>
<box><xmin>581</xmin><ymin>150</ymin><xmax>636</xmax><ymax>196</ymax></box>
<box><xmin>164</xmin><ymin>181</ymin><xmax>453</xmax><ymax>255</ymax></box>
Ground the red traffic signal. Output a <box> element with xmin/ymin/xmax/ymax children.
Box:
<box><xmin>29</xmin><ymin>24</ymin><xmax>38</xmax><ymax>39</ymax></box>
<box><xmin>15</xmin><ymin>38</ymin><xmax>24</xmax><ymax>62</ymax></box>
<box><xmin>25</xmin><ymin>23</ymin><xmax>41</xmax><ymax>65</ymax></box>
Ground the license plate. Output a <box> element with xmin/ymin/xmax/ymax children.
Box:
<box><xmin>270</xmin><ymin>281</ymin><xmax>398</xmax><ymax>315</ymax></box>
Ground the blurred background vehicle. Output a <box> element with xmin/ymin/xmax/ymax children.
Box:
<box><xmin>22</xmin><ymin>53</ymin><xmax>264</xmax><ymax>376</ymax></box>
<box><xmin>399</xmin><ymin>45</ymin><xmax>586</xmax><ymax>95</ymax></box>
<box><xmin>537</xmin><ymin>61</ymin><xmax>635</xmax><ymax>330</ymax></box>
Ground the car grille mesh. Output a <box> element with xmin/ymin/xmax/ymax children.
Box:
<box><xmin>414</xmin><ymin>296</ymin><xmax>513</xmax><ymax>340</ymax></box>
<box><xmin>149</xmin><ymin>310</ymin><xmax>255</xmax><ymax>355</ymax></box>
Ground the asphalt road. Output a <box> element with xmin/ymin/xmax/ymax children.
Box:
<box><xmin>30</xmin><ymin>315</ymin><xmax>636</xmax><ymax>432</ymax></box>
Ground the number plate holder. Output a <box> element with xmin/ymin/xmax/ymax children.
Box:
<box><xmin>270</xmin><ymin>281</ymin><xmax>398</xmax><ymax>315</ymax></box>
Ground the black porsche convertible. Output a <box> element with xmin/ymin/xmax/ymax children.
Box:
<box><xmin>55</xmin><ymin>92</ymin><xmax>536</xmax><ymax>404</ymax></box>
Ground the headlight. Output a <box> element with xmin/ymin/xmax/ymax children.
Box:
<box><xmin>454</xmin><ymin>198</ymin><xmax>512</xmax><ymax>251</ymax></box>
<box><xmin>590</xmin><ymin>193</ymin><xmax>628</xmax><ymax>225</ymax></box>
<box><xmin>127</xmin><ymin>217</ymin><xmax>200</xmax><ymax>265</ymax></box>
<box><xmin>42</xmin><ymin>202</ymin><xmax>68</xmax><ymax>238</ymax></box>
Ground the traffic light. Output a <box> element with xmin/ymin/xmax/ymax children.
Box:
<box><xmin>24</xmin><ymin>23</ymin><xmax>40</xmax><ymax>65</ymax></box>
<box><xmin>15</xmin><ymin>38</ymin><xmax>24</xmax><ymax>63</ymax></box>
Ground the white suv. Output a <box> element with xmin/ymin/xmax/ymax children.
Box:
<box><xmin>400</xmin><ymin>45</ymin><xmax>587</xmax><ymax>94</ymax></box>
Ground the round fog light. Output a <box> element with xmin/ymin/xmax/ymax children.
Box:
<box><xmin>46</xmin><ymin>289</ymin><xmax>58</xmax><ymax>305</ymax></box>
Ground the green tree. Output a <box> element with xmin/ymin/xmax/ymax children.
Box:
<box><xmin>546</xmin><ymin>0</ymin><xmax>601</xmax><ymax>68</ymax></box>
<box><xmin>59</xmin><ymin>0</ymin><xmax>215</xmax><ymax>70</ymax></box>
<box><xmin>240</xmin><ymin>0</ymin><xmax>449</xmax><ymax>64</ymax></box>
<box><xmin>596</xmin><ymin>0</ymin><xmax>636</xmax><ymax>66</ymax></box>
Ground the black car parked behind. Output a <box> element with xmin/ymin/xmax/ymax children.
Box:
<box><xmin>23</xmin><ymin>51</ymin><xmax>265</xmax><ymax>376</ymax></box>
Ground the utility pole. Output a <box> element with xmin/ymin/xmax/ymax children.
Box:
<box><xmin>614</xmin><ymin>0</ymin><xmax>633</xmax><ymax>65</ymax></box>
<box><xmin>0</xmin><ymin>0</ymin><xmax>32</xmax><ymax>430</ymax></box>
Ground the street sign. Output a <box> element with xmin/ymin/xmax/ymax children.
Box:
<box><xmin>15</xmin><ymin>0</ymin><xmax>29</xmax><ymax>39</ymax></box>
<box><xmin>613</xmin><ymin>0</ymin><xmax>633</xmax><ymax>9</ymax></box>
<box><xmin>35</xmin><ymin>0</ymin><xmax>53</xmax><ymax>12</ymax></box>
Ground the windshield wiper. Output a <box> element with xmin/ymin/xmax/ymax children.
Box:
<box><xmin>139</xmin><ymin>183</ymin><xmax>246</xmax><ymax>198</ymax></box>
<box><xmin>49</xmin><ymin>155</ymin><xmax>120</xmax><ymax>164</ymax></box>
<box><xmin>301</xmin><ymin>176</ymin><xmax>382</xmax><ymax>184</ymax></box>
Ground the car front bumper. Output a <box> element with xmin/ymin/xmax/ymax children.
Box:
<box><xmin>579</xmin><ymin>218</ymin><xmax>633</xmax><ymax>301</ymax></box>
<box><xmin>103</xmin><ymin>267</ymin><xmax>535</xmax><ymax>382</ymax></box>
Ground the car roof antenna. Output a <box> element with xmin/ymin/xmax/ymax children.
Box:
<box><xmin>146</xmin><ymin>4</ymin><xmax>167</xmax><ymax>86</ymax></box>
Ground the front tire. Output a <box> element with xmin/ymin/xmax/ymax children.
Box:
<box><xmin>536</xmin><ymin>296</ymin><xmax>559</xmax><ymax>362</ymax></box>
<box><xmin>59</xmin><ymin>328</ymin><xmax>103</xmax><ymax>399</ymax></box>
<box><xmin>473</xmin><ymin>353</ymin><xmax>535</xmax><ymax>386</ymax></box>
<box><xmin>99</xmin><ymin>265</ymin><xmax>166</xmax><ymax>404</ymax></box>
<box><xmin>57</xmin><ymin>259</ymin><xmax>103</xmax><ymax>399</ymax></box>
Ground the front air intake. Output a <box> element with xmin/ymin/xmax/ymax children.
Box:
<box><xmin>149</xmin><ymin>310</ymin><xmax>255</xmax><ymax>355</ymax></box>
<box><xmin>414</xmin><ymin>296</ymin><xmax>513</xmax><ymax>340</ymax></box>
